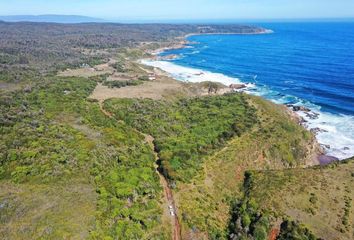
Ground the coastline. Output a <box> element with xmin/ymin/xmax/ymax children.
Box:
<box><xmin>141</xmin><ymin>58</ymin><xmax>323</xmax><ymax>166</ymax></box>
<box><xmin>141</xmin><ymin>29</ymin><xmax>353</xmax><ymax>163</ymax></box>
<box><xmin>184</xmin><ymin>28</ymin><xmax>274</xmax><ymax>38</ymax></box>
<box><xmin>149</xmin><ymin>28</ymin><xmax>274</xmax><ymax>56</ymax></box>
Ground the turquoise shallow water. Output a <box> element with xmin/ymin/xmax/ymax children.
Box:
<box><xmin>144</xmin><ymin>22</ymin><xmax>354</xmax><ymax>159</ymax></box>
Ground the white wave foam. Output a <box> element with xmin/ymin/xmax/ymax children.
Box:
<box><xmin>141</xmin><ymin>59</ymin><xmax>241</xmax><ymax>86</ymax></box>
<box><xmin>187</xmin><ymin>50</ymin><xmax>200</xmax><ymax>55</ymax></box>
<box><xmin>297</xmin><ymin>111</ymin><xmax>354</xmax><ymax>160</ymax></box>
<box><xmin>141</xmin><ymin>59</ymin><xmax>354</xmax><ymax>160</ymax></box>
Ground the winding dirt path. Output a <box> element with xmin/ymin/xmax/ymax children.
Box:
<box><xmin>98</xmin><ymin>102</ymin><xmax>181</xmax><ymax>240</ymax></box>
<box><xmin>145</xmin><ymin>134</ymin><xmax>181</xmax><ymax>240</ymax></box>
<box><xmin>98</xmin><ymin>101</ymin><xmax>113</xmax><ymax>118</ymax></box>
<box><xmin>157</xmin><ymin>166</ymin><xmax>181</xmax><ymax>240</ymax></box>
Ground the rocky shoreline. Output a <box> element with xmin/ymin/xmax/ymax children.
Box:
<box><xmin>148</xmin><ymin>28</ymin><xmax>273</xmax><ymax>58</ymax></box>
<box><xmin>285</xmin><ymin>103</ymin><xmax>343</xmax><ymax>164</ymax></box>
<box><xmin>143</xmin><ymin>30</ymin><xmax>343</xmax><ymax>166</ymax></box>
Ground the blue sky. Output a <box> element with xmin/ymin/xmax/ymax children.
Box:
<box><xmin>1</xmin><ymin>0</ymin><xmax>354</xmax><ymax>20</ymax></box>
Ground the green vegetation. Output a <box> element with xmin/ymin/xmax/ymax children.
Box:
<box><xmin>244</xmin><ymin>159</ymin><xmax>354</xmax><ymax>240</ymax></box>
<box><xmin>277</xmin><ymin>220</ymin><xmax>318</xmax><ymax>240</ymax></box>
<box><xmin>201</xmin><ymin>81</ymin><xmax>223</xmax><ymax>94</ymax></box>
<box><xmin>228</xmin><ymin>198</ymin><xmax>271</xmax><ymax>240</ymax></box>
<box><xmin>110</xmin><ymin>59</ymin><xmax>127</xmax><ymax>73</ymax></box>
<box><xmin>249</xmin><ymin>96</ymin><xmax>314</xmax><ymax>167</ymax></box>
<box><xmin>1</xmin><ymin>22</ymin><xmax>267</xmax><ymax>239</ymax></box>
<box><xmin>0</xmin><ymin>21</ymin><xmax>264</xmax><ymax>83</ymax></box>
<box><xmin>102</xmin><ymin>86</ymin><xmax>318</xmax><ymax>239</ymax></box>
<box><xmin>104</xmin><ymin>94</ymin><xmax>258</xmax><ymax>183</ymax></box>
<box><xmin>166</xmin><ymin>95</ymin><xmax>317</xmax><ymax>239</ymax></box>
<box><xmin>228</xmin><ymin>171</ymin><xmax>319</xmax><ymax>240</ymax></box>
<box><xmin>103</xmin><ymin>79</ymin><xmax>144</xmax><ymax>88</ymax></box>
<box><xmin>1</xmin><ymin>21</ymin><xmax>350</xmax><ymax>240</ymax></box>
<box><xmin>0</xmin><ymin>77</ymin><xmax>167</xmax><ymax>239</ymax></box>
<box><xmin>229</xmin><ymin>202</ymin><xmax>319</xmax><ymax>240</ymax></box>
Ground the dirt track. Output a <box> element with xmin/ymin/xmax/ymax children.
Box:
<box><xmin>146</xmin><ymin>135</ymin><xmax>181</xmax><ymax>240</ymax></box>
<box><xmin>99</xmin><ymin>104</ymin><xmax>181</xmax><ymax>240</ymax></box>
<box><xmin>160</xmin><ymin>169</ymin><xmax>181</xmax><ymax>240</ymax></box>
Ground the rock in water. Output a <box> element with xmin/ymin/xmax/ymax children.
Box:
<box><xmin>292</xmin><ymin>106</ymin><xmax>311</xmax><ymax>112</ymax></box>
<box><xmin>229</xmin><ymin>84</ymin><xmax>246</xmax><ymax>90</ymax></box>
<box><xmin>310</xmin><ymin>128</ymin><xmax>328</xmax><ymax>135</ymax></box>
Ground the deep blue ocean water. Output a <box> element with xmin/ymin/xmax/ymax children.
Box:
<box><xmin>144</xmin><ymin>22</ymin><xmax>354</xmax><ymax>159</ymax></box>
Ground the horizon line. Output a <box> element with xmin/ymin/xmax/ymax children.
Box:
<box><xmin>1</xmin><ymin>14</ymin><xmax>354</xmax><ymax>24</ymax></box>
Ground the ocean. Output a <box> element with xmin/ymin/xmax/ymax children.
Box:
<box><xmin>143</xmin><ymin>22</ymin><xmax>354</xmax><ymax>160</ymax></box>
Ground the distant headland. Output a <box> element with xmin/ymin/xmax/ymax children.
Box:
<box><xmin>0</xmin><ymin>14</ymin><xmax>105</xmax><ymax>23</ymax></box>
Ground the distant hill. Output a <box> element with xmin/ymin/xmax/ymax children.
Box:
<box><xmin>0</xmin><ymin>14</ymin><xmax>105</xmax><ymax>23</ymax></box>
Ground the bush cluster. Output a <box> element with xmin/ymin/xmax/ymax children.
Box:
<box><xmin>105</xmin><ymin>94</ymin><xmax>258</xmax><ymax>183</ymax></box>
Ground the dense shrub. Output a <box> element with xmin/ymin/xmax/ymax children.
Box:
<box><xmin>228</xmin><ymin>198</ymin><xmax>271</xmax><ymax>240</ymax></box>
<box><xmin>0</xmin><ymin>76</ymin><xmax>164</xmax><ymax>239</ymax></box>
<box><xmin>103</xmin><ymin>79</ymin><xmax>143</xmax><ymax>88</ymax></box>
<box><xmin>105</xmin><ymin>94</ymin><xmax>258</xmax><ymax>182</ymax></box>
<box><xmin>228</xmin><ymin>172</ymin><xmax>319</xmax><ymax>240</ymax></box>
<box><xmin>277</xmin><ymin>220</ymin><xmax>318</xmax><ymax>240</ymax></box>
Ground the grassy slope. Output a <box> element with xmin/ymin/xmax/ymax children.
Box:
<box><xmin>104</xmin><ymin>94</ymin><xmax>258</xmax><ymax>183</ymax></box>
<box><xmin>104</xmin><ymin>93</ymin><xmax>318</xmax><ymax>239</ymax></box>
<box><xmin>248</xmin><ymin>158</ymin><xmax>354</xmax><ymax>240</ymax></box>
<box><xmin>174</xmin><ymin>95</ymin><xmax>318</xmax><ymax>239</ymax></box>
<box><xmin>0</xmin><ymin>77</ymin><xmax>168</xmax><ymax>239</ymax></box>
<box><xmin>0</xmin><ymin>179</ymin><xmax>96</xmax><ymax>239</ymax></box>
<box><xmin>0</xmin><ymin>71</ymin><xmax>335</xmax><ymax>240</ymax></box>
<box><xmin>0</xmin><ymin>22</ymin><xmax>331</xmax><ymax>240</ymax></box>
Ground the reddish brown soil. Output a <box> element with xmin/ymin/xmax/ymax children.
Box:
<box><xmin>268</xmin><ymin>228</ymin><xmax>280</xmax><ymax>240</ymax></box>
